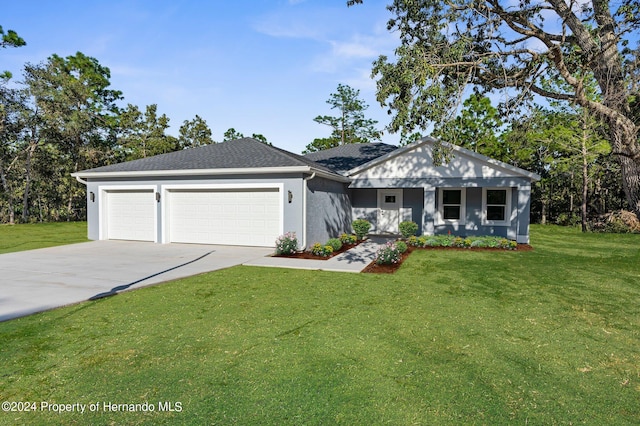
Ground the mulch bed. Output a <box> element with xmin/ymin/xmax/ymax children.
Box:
<box><xmin>273</xmin><ymin>241</ymin><xmax>362</xmax><ymax>260</ymax></box>
<box><xmin>362</xmin><ymin>244</ymin><xmax>534</xmax><ymax>274</ymax></box>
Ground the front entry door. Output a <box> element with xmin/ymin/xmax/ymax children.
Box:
<box><xmin>377</xmin><ymin>189</ymin><xmax>403</xmax><ymax>234</ymax></box>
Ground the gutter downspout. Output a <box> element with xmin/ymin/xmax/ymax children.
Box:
<box><xmin>74</xmin><ymin>175</ymin><xmax>88</xmax><ymax>185</ymax></box>
<box><xmin>301</xmin><ymin>172</ymin><xmax>316</xmax><ymax>250</ymax></box>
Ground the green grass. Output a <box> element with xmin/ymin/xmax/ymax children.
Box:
<box><xmin>1</xmin><ymin>225</ymin><xmax>639</xmax><ymax>424</ymax></box>
<box><xmin>0</xmin><ymin>222</ymin><xmax>88</xmax><ymax>254</ymax></box>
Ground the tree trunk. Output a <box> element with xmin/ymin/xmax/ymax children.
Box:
<box><xmin>0</xmin><ymin>160</ymin><xmax>16</xmax><ymax>224</ymax></box>
<box><xmin>607</xmin><ymin>118</ymin><xmax>640</xmax><ymax>218</ymax></box>
<box><xmin>22</xmin><ymin>142</ymin><xmax>37</xmax><ymax>222</ymax></box>
<box><xmin>581</xmin><ymin>122</ymin><xmax>589</xmax><ymax>232</ymax></box>
<box><xmin>618</xmin><ymin>155</ymin><xmax>640</xmax><ymax>217</ymax></box>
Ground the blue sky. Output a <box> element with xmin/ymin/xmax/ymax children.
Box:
<box><xmin>3</xmin><ymin>0</ymin><xmax>399</xmax><ymax>154</ymax></box>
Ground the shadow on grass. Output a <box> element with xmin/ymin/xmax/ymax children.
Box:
<box><xmin>89</xmin><ymin>250</ymin><xmax>215</xmax><ymax>301</ymax></box>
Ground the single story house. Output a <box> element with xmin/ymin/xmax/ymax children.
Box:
<box><xmin>72</xmin><ymin>137</ymin><xmax>540</xmax><ymax>247</ymax></box>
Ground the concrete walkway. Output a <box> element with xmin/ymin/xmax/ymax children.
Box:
<box><xmin>244</xmin><ymin>237</ymin><xmax>389</xmax><ymax>273</ymax></box>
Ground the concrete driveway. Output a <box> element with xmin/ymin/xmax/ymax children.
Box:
<box><xmin>0</xmin><ymin>241</ymin><xmax>272</xmax><ymax>322</ymax></box>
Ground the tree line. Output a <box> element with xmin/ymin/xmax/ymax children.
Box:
<box><xmin>1</xmin><ymin>28</ymin><xmax>276</xmax><ymax>224</ymax></box>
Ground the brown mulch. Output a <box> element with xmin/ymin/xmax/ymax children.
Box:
<box><xmin>362</xmin><ymin>244</ymin><xmax>534</xmax><ymax>274</ymax></box>
<box><xmin>274</xmin><ymin>241</ymin><xmax>361</xmax><ymax>260</ymax></box>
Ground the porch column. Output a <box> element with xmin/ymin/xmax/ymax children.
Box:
<box><xmin>516</xmin><ymin>185</ymin><xmax>532</xmax><ymax>244</ymax></box>
<box><xmin>423</xmin><ymin>187</ymin><xmax>435</xmax><ymax>235</ymax></box>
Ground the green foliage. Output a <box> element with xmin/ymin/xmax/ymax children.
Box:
<box><xmin>275</xmin><ymin>232</ymin><xmax>298</xmax><ymax>255</ymax></box>
<box><xmin>352</xmin><ymin>219</ymin><xmax>371</xmax><ymax>240</ymax></box>
<box><xmin>311</xmin><ymin>242</ymin><xmax>333</xmax><ymax>257</ymax></box>
<box><xmin>339</xmin><ymin>233</ymin><xmax>357</xmax><ymax>245</ymax></box>
<box><xmin>1</xmin><ymin>25</ymin><xmax>26</xmax><ymax>80</ymax></box>
<box><xmin>408</xmin><ymin>234</ymin><xmax>518</xmax><ymax>250</ymax></box>
<box><xmin>304</xmin><ymin>83</ymin><xmax>381</xmax><ymax>153</ymax></box>
<box><xmin>398</xmin><ymin>220</ymin><xmax>419</xmax><ymax>239</ymax></box>
<box><xmin>375</xmin><ymin>241</ymin><xmax>401</xmax><ymax>264</ymax></box>
<box><xmin>119</xmin><ymin>104</ymin><xmax>178</xmax><ymax>160</ymax></box>
<box><xmin>326</xmin><ymin>238</ymin><xmax>343</xmax><ymax>251</ymax></box>
<box><xmin>223</xmin><ymin>128</ymin><xmax>244</xmax><ymax>141</ymax></box>
<box><xmin>432</xmin><ymin>94</ymin><xmax>505</xmax><ymax>159</ymax></box>
<box><xmin>395</xmin><ymin>240</ymin><xmax>408</xmax><ymax>253</ymax></box>
<box><xmin>178</xmin><ymin>114</ymin><xmax>214</xmax><ymax>149</ymax></box>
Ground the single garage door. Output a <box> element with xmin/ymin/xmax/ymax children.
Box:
<box><xmin>106</xmin><ymin>190</ymin><xmax>156</xmax><ymax>241</ymax></box>
<box><xmin>168</xmin><ymin>188</ymin><xmax>281</xmax><ymax>246</ymax></box>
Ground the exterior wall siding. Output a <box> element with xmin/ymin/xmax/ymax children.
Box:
<box><xmin>305</xmin><ymin>176</ymin><xmax>352</xmax><ymax>247</ymax></box>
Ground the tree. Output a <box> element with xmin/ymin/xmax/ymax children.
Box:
<box><xmin>304</xmin><ymin>83</ymin><xmax>381</xmax><ymax>153</ymax></box>
<box><xmin>178</xmin><ymin>115</ymin><xmax>214</xmax><ymax>149</ymax></box>
<box><xmin>223</xmin><ymin>128</ymin><xmax>244</xmax><ymax>141</ymax></box>
<box><xmin>23</xmin><ymin>52</ymin><xmax>122</xmax><ymax>220</ymax></box>
<box><xmin>222</xmin><ymin>128</ymin><xmax>271</xmax><ymax>144</ymax></box>
<box><xmin>353</xmin><ymin>0</ymin><xmax>640</xmax><ymax>217</ymax></box>
<box><xmin>1</xmin><ymin>25</ymin><xmax>26</xmax><ymax>81</ymax></box>
<box><xmin>431</xmin><ymin>94</ymin><xmax>505</xmax><ymax>159</ymax></box>
<box><xmin>118</xmin><ymin>104</ymin><xmax>178</xmax><ymax>160</ymax></box>
<box><xmin>0</xmin><ymin>85</ymin><xmax>28</xmax><ymax>223</ymax></box>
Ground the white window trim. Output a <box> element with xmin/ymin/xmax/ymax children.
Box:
<box><xmin>436</xmin><ymin>188</ymin><xmax>466</xmax><ymax>226</ymax></box>
<box><xmin>482</xmin><ymin>187</ymin><xmax>512</xmax><ymax>226</ymax></box>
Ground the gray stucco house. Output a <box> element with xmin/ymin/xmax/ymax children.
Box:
<box><xmin>72</xmin><ymin>137</ymin><xmax>540</xmax><ymax>248</ymax></box>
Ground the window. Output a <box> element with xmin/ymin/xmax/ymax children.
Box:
<box><xmin>437</xmin><ymin>188</ymin><xmax>466</xmax><ymax>225</ymax></box>
<box><xmin>483</xmin><ymin>188</ymin><xmax>511</xmax><ymax>225</ymax></box>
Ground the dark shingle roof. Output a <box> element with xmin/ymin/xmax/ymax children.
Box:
<box><xmin>78</xmin><ymin>138</ymin><xmax>336</xmax><ymax>174</ymax></box>
<box><xmin>303</xmin><ymin>143</ymin><xmax>398</xmax><ymax>173</ymax></box>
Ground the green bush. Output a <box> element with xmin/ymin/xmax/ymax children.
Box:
<box><xmin>326</xmin><ymin>238</ymin><xmax>343</xmax><ymax>251</ymax></box>
<box><xmin>352</xmin><ymin>219</ymin><xmax>371</xmax><ymax>240</ymax></box>
<box><xmin>395</xmin><ymin>241</ymin><xmax>408</xmax><ymax>253</ymax></box>
<box><xmin>275</xmin><ymin>232</ymin><xmax>298</xmax><ymax>255</ymax></box>
<box><xmin>375</xmin><ymin>241</ymin><xmax>401</xmax><ymax>265</ymax></box>
<box><xmin>398</xmin><ymin>221</ymin><xmax>419</xmax><ymax>239</ymax></box>
<box><xmin>311</xmin><ymin>243</ymin><xmax>333</xmax><ymax>257</ymax></box>
<box><xmin>339</xmin><ymin>233</ymin><xmax>357</xmax><ymax>245</ymax></box>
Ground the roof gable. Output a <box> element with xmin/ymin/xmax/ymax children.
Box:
<box><xmin>303</xmin><ymin>143</ymin><xmax>398</xmax><ymax>174</ymax></box>
<box><xmin>348</xmin><ymin>137</ymin><xmax>540</xmax><ymax>181</ymax></box>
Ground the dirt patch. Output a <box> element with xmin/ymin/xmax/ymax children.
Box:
<box><xmin>273</xmin><ymin>242</ymin><xmax>362</xmax><ymax>260</ymax></box>
<box><xmin>362</xmin><ymin>244</ymin><xmax>533</xmax><ymax>274</ymax></box>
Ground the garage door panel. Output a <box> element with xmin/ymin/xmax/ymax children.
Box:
<box><xmin>168</xmin><ymin>189</ymin><xmax>281</xmax><ymax>247</ymax></box>
<box><xmin>106</xmin><ymin>190</ymin><xmax>155</xmax><ymax>241</ymax></box>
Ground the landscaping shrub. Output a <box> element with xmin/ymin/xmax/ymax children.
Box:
<box><xmin>399</xmin><ymin>220</ymin><xmax>419</xmax><ymax>239</ymax></box>
<box><xmin>395</xmin><ymin>241</ymin><xmax>408</xmax><ymax>253</ymax></box>
<box><xmin>375</xmin><ymin>241</ymin><xmax>401</xmax><ymax>265</ymax></box>
<box><xmin>311</xmin><ymin>243</ymin><xmax>333</xmax><ymax>257</ymax></box>
<box><xmin>339</xmin><ymin>233</ymin><xmax>357</xmax><ymax>245</ymax></box>
<box><xmin>326</xmin><ymin>238</ymin><xmax>343</xmax><ymax>251</ymax></box>
<box><xmin>407</xmin><ymin>235</ymin><xmax>419</xmax><ymax>246</ymax></box>
<box><xmin>275</xmin><ymin>232</ymin><xmax>298</xmax><ymax>255</ymax></box>
<box><xmin>411</xmin><ymin>234</ymin><xmax>518</xmax><ymax>250</ymax></box>
<box><xmin>352</xmin><ymin>219</ymin><xmax>371</xmax><ymax>240</ymax></box>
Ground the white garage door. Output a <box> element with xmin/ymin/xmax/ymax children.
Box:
<box><xmin>168</xmin><ymin>188</ymin><xmax>281</xmax><ymax>246</ymax></box>
<box><xmin>106</xmin><ymin>190</ymin><xmax>156</xmax><ymax>241</ymax></box>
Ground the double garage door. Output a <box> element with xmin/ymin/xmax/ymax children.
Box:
<box><xmin>105</xmin><ymin>188</ymin><xmax>281</xmax><ymax>247</ymax></box>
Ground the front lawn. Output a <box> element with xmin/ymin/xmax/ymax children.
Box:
<box><xmin>0</xmin><ymin>222</ymin><xmax>88</xmax><ymax>254</ymax></box>
<box><xmin>0</xmin><ymin>225</ymin><xmax>639</xmax><ymax>424</ymax></box>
